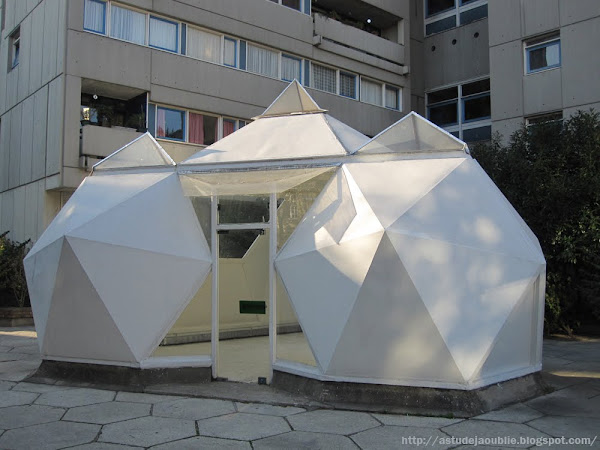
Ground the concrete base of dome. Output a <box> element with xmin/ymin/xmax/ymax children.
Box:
<box><xmin>271</xmin><ymin>370</ymin><xmax>547</xmax><ymax>417</ymax></box>
<box><xmin>28</xmin><ymin>359</ymin><xmax>212</xmax><ymax>392</ymax></box>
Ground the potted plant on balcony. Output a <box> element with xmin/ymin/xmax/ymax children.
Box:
<box><xmin>0</xmin><ymin>232</ymin><xmax>33</xmax><ymax>326</ymax></box>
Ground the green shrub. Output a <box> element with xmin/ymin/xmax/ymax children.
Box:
<box><xmin>471</xmin><ymin>110</ymin><xmax>600</xmax><ymax>334</ymax></box>
<box><xmin>0</xmin><ymin>232</ymin><xmax>31</xmax><ymax>308</ymax></box>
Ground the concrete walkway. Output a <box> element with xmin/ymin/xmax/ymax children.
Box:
<box><xmin>0</xmin><ymin>328</ymin><xmax>598</xmax><ymax>449</ymax></box>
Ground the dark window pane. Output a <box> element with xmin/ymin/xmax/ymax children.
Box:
<box><xmin>340</xmin><ymin>72</ymin><xmax>357</xmax><ymax>98</ymax></box>
<box><xmin>528</xmin><ymin>41</ymin><xmax>560</xmax><ymax>72</ymax></box>
<box><xmin>427</xmin><ymin>0</ymin><xmax>455</xmax><ymax>17</ymax></box>
<box><xmin>527</xmin><ymin>112</ymin><xmax>562</xmax><ymax>126</ymax></box>
<box><xmin>460</xmin><ymin>4</ymin><xmax>487</xmax><ymax>25</ymax></box>
<box><xmin>463</xmin><ymin>94</ymin><xmax>490</xmax><ymax>122</ymax></box>
<box><xmin>462</xmin><ymin>78</ymin><xmax>490</xmax><ymax>96</ymax></box>
<box><xmin>219</xmin><ymin>230</ymin><xmax>263</xmax><ymax>258</ymax></box>
<box><xmin>463</xmin><ymin>125</ymin><xmax>491</xmax><ymax>143</ymax></box>
<box><xmin>428</xmin><ymin>87</ymin><xmax>458</xmax><ymax>104</ymax></box>
<box><xmin>282</xmin><ymin>0</ymin><xmax>301</xmax><ymax>10</ymax></box>
<box><xmin>428</xmin><ymin>102</ymin><xmax>458</xmax><ymax>126</ymax></box>
<box><xmin>426</xmin><ymin>16</ymin><xmax>456</xmax><ymax>34</ymax></box>
<box><xmin>219</xmin><ymin>196</ymin><xmax>270</xmax><ymax>224</ymax></box>
<box><xmin>450</xmin><ymin>131</ymin><xmax>460</xmax><ymax>138</ymax></box>
<box><xmin>157</xmin><ymin>108</ymin><xmax>184</xmax><ymax>140</ymax></box>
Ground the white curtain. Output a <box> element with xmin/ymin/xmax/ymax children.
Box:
<box><xmin>187</xmin><ymin>27</ymin><xmax>221</xmax><ymax>63</ymax></box>
<box><xmin>224</xmin><ymin>38</ymin><xmax>236</xmax><ymax>66</ymax></box>
<box><xmin>84</xmin><ymin>0</ymin><xmax>105</xmax><ymax>33</ymax></box>
<box><xmin>361</xmin><ymin>79</ymin><xmax>383</xmax><ymax>106</ymax></box>
<box><xmin>247</xmin><ymin>44</ymin><xmax>278</xmax><ymax>78</ymax></box>
<box><xmin>339</xmin><ymin>72</ymin><xmax>356</xmax><ymax>98</ymax></box>
<box><xmin>110</xmin><ymin>5</ymin><xmax>146</xmax><ymax>45</ymax></box>
<box><xmin>312</xmin><ymin>63</ymin><xmax>336</xmax><ymax>93</ymax></box>
<box><xmin>385</xmin><ymin>86</ymin><xmax>399</xmax><ymax>109</ymax></box>
<box><xmin>149</xmin><ymin>16</ymin><xmax>178</xmax><ymax>52</ymax></box>
<box><xmin>281</xmin><ymin>55</ymin><xmax>301</xmax><ymax>82</ymax></box>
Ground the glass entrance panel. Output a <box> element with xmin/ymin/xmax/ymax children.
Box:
<box><xmin>218</xmin><ymin>228</ymin><xmax>270</xmax><ymax>382</ymax></box>
<box><xmin>218</xmin><ymin>195</ymin><xmax>270</xmax><ymax>224</ymax></box>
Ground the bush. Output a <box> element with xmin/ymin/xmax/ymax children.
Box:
<box><xmin>471</xmin><ymin>110</ymin><xmax>600</xmax><ymax>334</ymax></box>
<box><xmin>0</xmin><ymin>232</ymin><xmax>31</xmax><ymax>308</ymax></box>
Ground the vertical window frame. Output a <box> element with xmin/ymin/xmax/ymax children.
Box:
<box><xmin>424</xmin><ymin>0</ymin><xmax>487</xmax><ymax>36</ymax></box>
<box><xmin>281</xmin><ymin>53</ymin><xmax>303</xmax><ymax>83</ymax></box>
<box><xmin>83</xmin><ymin>0</ymin><xmax>107</xmax><ymax>35</ymax></box>
<box><xmin>156</xmin><ymin>105</ymin><xmax>186</xmax><ymax>142</ymax></box>
<box><xmin>223</xmin><ymin>36</ymin><xmax>238</xmax><ymax>68</ymax></box>
<box><xmin>339</xmin><ymin>71</ymin><xmax>358</xmax><ymax>100</ymax></box>
<box><xmin>149</xmin><ymin>14</ymin><xmax>180</xmax><ymax>53</ymax></box>
<box><xmin>525</xmin><ymin>37</ymin><xmax>561</xmax><ymax>74</ymax></box>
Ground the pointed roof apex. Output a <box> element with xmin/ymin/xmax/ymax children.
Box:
<box><xmin>354</xmin><ymin>112</ymin><xmax>469</xmax><ymax>155</ymax></box>
<box><xmin>256</xmin><ymin>80</ymin><xmax>327</xmax><ymax>119</ymax></box>
<box><xmin>92</xmin><ymin>132</ymin><xmax>176</xmax><ymax>171</ymax></box>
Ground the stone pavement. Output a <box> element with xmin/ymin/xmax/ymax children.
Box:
<box><xmin>0</xmin><ymin>328</ymin><xmax>598</xmax><ymax>449</ymax></box>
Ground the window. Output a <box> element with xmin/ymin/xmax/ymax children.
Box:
<box><xmin>268</xmin><ymin>0</ymin><xmax>306</xmax><ymax>13</ymax></box>
<box><xmin>425</xmin><ymin>0</ymin><xmax>487</xmax><ymax>36</ymax></box>
<box><xmin>110</xmin><ymin>5</ymin><xmax>145</xmax><ymax>45</ymax></box>
<box><xmin>149</xmin><ymin>16</ymin><xmax>179</xmax><ymax>52</ymax></box>
<box><xmin>9</xmin><ymin>27</ymin><xmax>19</xmax><ymax>69</ymax></box>
<box><xmin>224</xmin><ymin>37</ymin><xmax>237</xmax><ymax>67</ymax></box>
<box><xmin>339</xmin><ymin>72</ymin><xmax>357</xmax><ymax>99</ymax></box>
<box><xmin>187</xmin><ymin>27</ymin><xmax>221</xmax><ymax>64</ymax></box>
<box><xmin>281</xmin><ymin>54</ymin><xmax>302</xmax><ymax>82</ymax></box>
<box><xmin>526</xmin><ymin>111</ymin><xmax>563</xmax><ymax>127</ymax></box>
<box><xmin>385</xmin><ymin>86</ymin><xmax>400</xmax><ymax>110</ymax></box>
<box><xmin>525</xmin><ymin>37</ymin><xmax>560</xmax><ymax>73</ymax></box>
<box><xmin>83</xmin><ymin>0</ymin><xmax>106</xmax><ymax>34</ymax></box>
<box><xmin>189</xmin><ymin>113</ymin><xmax>218</xmax><ymax>146</ymax></box>
<box><xmin>427</xmin><ymin>78</ymin><xmax>490</xmax><ymax>143</ymax></box>
<box><xmin>312</xmin><ymin>63</ymin><xmax>336</xmax><ymax>94</ymax></box>
<box><xmin>247</xmin><ymin>44</ymin><xmax>278</xmax><ymax>78</ymax></box>
<box><xmin>157</xmin><ymin>107</ymin><xmax>185</xmax><ymax>141</ymax></box>
<box><xmin>361</xmin><ymin>78</ymin><xmax>383</xmax><ymax>106</ymax></box>
<box><xmin>222</xmin><ymin>119</ymin><xmax>237</xmax><ymax>138</ymax></box>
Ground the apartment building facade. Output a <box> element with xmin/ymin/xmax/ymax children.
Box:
<box><xmin>0</xmin><ymin>0</ymin><xmax>409</xmax><ymax>243</ymax></box>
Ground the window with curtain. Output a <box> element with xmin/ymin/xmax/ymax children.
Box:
<box><xmin>361</xmin><ymin>79</ymin><xmax>383</xmax><ymax>106</ymax></box>
<box><xmin>149</xmin><ymin>16</ymin><xmax>178</xmax><ymax>52</ymax></box>
<box><xmin>312</xmin><ymin>63</ymin><xmax>336</xmax><ymax>94</ymax></box>
<box><xmin>224</xmin><ymin>37</ymin><xmax>237</xmax><ymax>67</ymax></box>
<box><xmin>247</xmin><ymin>44</ymin><xmax>278</xmax><ymax>78</ymax></box>
<box><xmin>187</xmin><ymin>27</ymin><xmax>221</xmax><ymax>63</ymax></box>
<box><xmin>157</xmin><ymin>107</ymin><xmax>185</xmax><ymax>140</ymax></box>
<box><xmin>281</xmin><ymin>54</ymin><xmax>301</xmax><ymax>82</ymax></box>
<box><xmin>223</xmin><ymin>119</ymin><xmax>236</xmax><ymax>138</ymax></box>
<box><xmin>84</xmin><ymin>0</ymin><xmax>106</xmax><ymax>34</ymax></box>
<box><xmin>339</xmin><ymin>72</ymin><xmax>357</xmax><ymax>99</ymax></box>
<box><xmin>110</xmin><ymin>5</ymin><xmax>146</xmax><ymax>45</ymax></box>
<box><xmin>189</xmin><ymin>113</ymin><xmax>218</xmax><ymax>145</ymax></box>
<box><xmin>385</xmin><ymin>86</ymin><xmax>400</xmax><ymax>110</ymax></box>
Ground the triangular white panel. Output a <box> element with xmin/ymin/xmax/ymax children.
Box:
<box><xmin>277</xmin><ymin>168</ymin><xmax>356</xmax><ymax>260</ymax></box>
<box><xmin>477</xmin><ymin>277</ymin><xmax>539</xmax><ymax>379</ymax></box>
<box><xmin>30</xmin><ymin>172</ymin><xmax>172</xmax><ymax>255</ymax></box>
<box><xmin>67</xmin><ymin>174</ymin><xmax>210</xmax><ymax>261</ymax></box>
<box><xmin>327</xmin><ymin>234</ymin><xmax>464</xmax><ymax>383</ymax></box>
<box><xmin>356</xmin><ymin>112</ymin><xmax>467</xmax><ymax>154</ymax></box>
<box><xmin>275</xmin><ymin>231</ymin><xmax>383</xmax><ymax>372</ymax></box>
<box><xmin>345</xmin><ymin>158</ymin><xmax>465</xmax><ymax>229</ymax></box>
<box><xmin>93</xmin><ymin>133</ymin><xmax>175</xmax><ymax>171</ymax></box>
<box><xmin>389</xmin><ymin>159</ymin><xmax>544</xmax><ymax>263</ymax></box>
<box><xmin>258</xmin><ymin>80</ymin><xmax>326</xmax><ymax>118</ymax></box>
<box><xmin>42</xmin><ymin>239</ymin><xmax>136</xmax><ymax>362</ymax></box>
<box><xmin>387</xmin><ymin>233</ymin><xmax>542</xmax><ymax>381</ymax></box>
<box><xmin>23</xmin><ymin>237</ymin><xmax>63</xmax><ymax>350</ymax></box>
<box><xmin>180</xmin><ymin>114</ymin><xmax>348</xmax><ymax>165</ymax></box>
<box><xmin>67</xmin><ymin>236</ymin><xmax>211</xmax><ymax>361</ymax></box>
<box><xmin>324</xmin><ymin>115</ymin><xmax>369</xmax><ymax>153</ymax></box>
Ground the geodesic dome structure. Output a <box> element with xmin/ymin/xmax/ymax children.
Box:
<box><xmin>25</xmin><ymin>81</ymin><xmax>545</xmax><ymax>389</ymax></box>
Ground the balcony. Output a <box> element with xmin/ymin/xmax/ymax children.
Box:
<box><xmin>80</xmin><ymin>125</ymin><xmax>143</xmax><ymax>170</ymax></box>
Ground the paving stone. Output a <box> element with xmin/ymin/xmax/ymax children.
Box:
<box><xmin>442</xmin><ymin>420</ymin><xmax>551</xmax><ymax>448</ymax></box>
<box><xmin>0</xmin><ymin>390</ymin><xmax>38</xmax><ymax>407</ymax></box>
<box><xmin>528</xmin><ymin>416</ymin><xmax>600</xmax><ymax>439</ymax></box>
<box><xmin>115</xmin><ymin>391</ymin><xmax>182</xmax><ymax>403</ymax></box>
<box><xmin>153</xmin><ymin>397</ymin><xmax>235</xmax><ymax>420</ymax></box>
<box><xmin>288</xmin><ymin>410</ymin><xmax>380</xmax><ymax>435</ymax></box>
<box><xmin>352</xmin><ymin>426</ymin><xmax>451</xmax><ymax>450</ymax></box>
<box><xmin>0</xmin><ymin>345</ymin><xmax>13</xmax><ymax>352</ymax></box>
<box><xmin>0</xmin><ymin>380</ymin><xmax>15</xmax><ymax>391</ymax></box>
<box><xmin>472</xmin><ymin>404</ymin><xmax>544</xmax><ymax>423</ymax></box>
<box><xmin>35</xmin><ymin>388</ymin><xmax>115</xmax><ymax>408</ymax></box>
<box><xmin>68</xmin><ymin>444</ymin><xmax>142</xmax><ymax>450</ymax></box>
<box><xmin>235</xmin><ymin>402</ymin><xmax>305</xmax><ymax>416</ymax></box>
<box><xmin>63</xmin><ymin>401</ymin><xmax>150</xmax><ymax>424</ymax></box>
<box><xmin>0</xmin><ymin>352</ymin><xmax>30</xmax><ymax>361</ymax></box>
<box><xmin>0</xmin><ymin>370</ymin><xmax>34</xmax><ymax>382</ymax></box>
<box><xmin>197</xmin><ymin>412</ymin><xmax>290</xmax><ymax>441</ymax></box>
<box><xmin>152</xmin><ymin>436</ymin><xmax>252</xmax><ymax>449</ymax></box>
<box><xmin>12</xmin><ymin>382</ymin><xmax>73</xmax><ymax>394</ymax></box>
<box><xmin>527</xmin><ymin>387</ymin><xmax>600</xmax><ymax>418</ymax></box>
<box><xmin>453</xmin><ymin>446</ymin><xmax>520</xmax><ymax>449</ymax></box>
<box><xmin>99</xmin><ymin>416</ymin><xmax>196</xmax><ymax>447</ymax></box>
<box><xmin>10</xmin><ymin>344</ymin><xmax>41</xmax><ymax>355</ymax></box>
<box><xmin>0</xmin><ymin>421</ymin><xmax>100</xmax><ymax>449</ymax></box>
<box><xmin>0</xmin><ymin>404</ymin><xmax>65</xmax><ymax>429</ymax></box>
<box><xmin>254</xmin><ymin>430</ymin><xmax>359</xmax><ymax>449</ymax></box>
<box><xmin>0</xmin><ymin>359</ymin><xmax>40</xmax><ymax>375</ymax></box>
<box><xmin>372</xmin><ymin>413</ymin><xmax>462</xmax><ymax>428</ymax></box>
